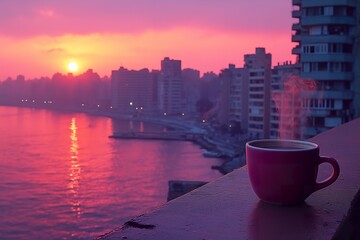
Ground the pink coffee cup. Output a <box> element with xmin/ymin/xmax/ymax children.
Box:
<box><xmin>246</xmin><ymin>139</ymin><xmax>340</xmax><ymax>205</ymax></box>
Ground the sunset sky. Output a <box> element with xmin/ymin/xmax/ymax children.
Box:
<box><xmin>0</xmin><ymin>0</ymin><xmax>296</xmax><ymax>80</ymax></box>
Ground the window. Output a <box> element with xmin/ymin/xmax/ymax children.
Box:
<box><xmin>324</xmin><ymin>6</ymin><xmax>333</xmax><ymax>16</ymax></box>
<box><xmin>306</xmin><ymin>7</ymin><xmax>323</xmax><ymax>16</ymax></box>
<box><xmin>344</xmin><ymin>62</ymin><xmax>352</xmax><ymax>72</ymax></box>
<box><xmin>333</xmin><ymin>6</ymin><xmax>344</xmax><ymax>16</ymax></box>
<box><xmin>250</xmin><ymin>72</ymin><xmax>264</xmax><ymax>77</ymax></box>
<box><xmin>303</xmin><ymin>63</ymin><xmax>310</xmax><ymax>72</ymax></box>
<box><xmin>309</xmin><ymin>26</ymin><xmax>322</xmax><ymax>35</ymax></box>
<box><xmin>303</xmin><ymin>44</ymin><xmax>328</xmax><ymax>54</ymax></box>
<box><xmin>329</xmin><ymin>62</ymin><xmax>341</xmax><ymax>72</ymax></box>
<box><xmin>328</xmin><ymin>25</ymin><xmax>349</xmax><ymax>35</ymax></box>
<box><xmin>343</xmin><ymin>44</ymin><xmax>352</xmax><ymax>53</ymax></box>
<box><xmin>314</xmin><ymin>117</ymin><xmax>325</xmax><ymax>126</ymax></box>
<box><xmin>318</xmin><ymin>62</ymin><xmax>327</xmax><ymax>71</ymax></box>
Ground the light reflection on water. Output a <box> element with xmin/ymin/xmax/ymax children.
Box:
<box><xmin>69</xmin><ymin>117</ymin><xmax>81</xmax><ymax>218</ymax></box>
<box><xmin>0</xmin><ymin>106</ymin><xmax>223</xmax><ymax>239</ymax></box>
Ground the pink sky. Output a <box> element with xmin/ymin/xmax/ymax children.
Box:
<box><xmin>0</xmin><ymin>0</ymin><xmax>296</xmax><ymax>80</ymax></box>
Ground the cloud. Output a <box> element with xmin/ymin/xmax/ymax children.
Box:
<box><xmin>46</xmin><ymin>47</ymin><xmax>65</xmax><ymax>53</ymax></box>
<box><xmin>0</xmin><ymin>0</ymin><xmax>292</xmax><ymax>37</ymax></box>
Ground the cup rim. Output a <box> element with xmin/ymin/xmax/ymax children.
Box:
<box><xmin>246</xmin><ymin>139</ymin><xmax>318</xmax><ymax>152</ymax></box>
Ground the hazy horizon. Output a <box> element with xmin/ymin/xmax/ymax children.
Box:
<box><xmin>0</xmin><ymin>0</ymin><xmax>296</xmax><ymax>80</ymax></box>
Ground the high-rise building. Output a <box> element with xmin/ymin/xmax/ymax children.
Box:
<box><xmin>292</xmin><ymin>0</ymin><xmax>360</xmax><ymax>138</ymax></box>
<box><xmin>182</xmin><ymin>68</ymin><xmax>201</xmax><ymax>115</ymax></box>
<box><xmin>245</xmin><ymin>48</ymin><xmax>272</xmax><ymax>139</ymax></box>
<box><xmin>218</xmin><ymin>64</ymin><xmax>248</xmax><ymax>132</ymax></box>
<box><xmin>111</xmin><ymin>67</ymin><xmax>153</xmax><ymax>113</ymax></box>
<box><xmin>217</xmin><ymin>66</ymin><xmax>234</xmax><ymax>127</ymax></box>
<box><xmin>158</xmin><ymin>57</ymin><xmax>183</xmax><ymax>115</ymax></box>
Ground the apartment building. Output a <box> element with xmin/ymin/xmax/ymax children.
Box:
<box><xmin>111</xmin><ymin>67</ymin><xmax>153</xmax><ymax>113</ymax></box>
<box><xmin>245</xmin><ymin>48</ymin><xmax>272</xmax><ymax>139</ymax></box>
<box><xmin>158</xmin><ymin>57</ymin><xmax>183</xmax><ymax>115</ymax></box>
<box><xmin>292</xmin><ymin>0</ymin><xmax>360</xmax><ymax>138</ymax></box>
<box><xmin>218</xmin><ymin>64</ymin><xmax>248</xmax><ymax>132</ymax></box>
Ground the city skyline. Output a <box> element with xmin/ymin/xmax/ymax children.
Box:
<box><xmin>0</xmin><ymin>0</ymin><xmax>296</xmax><ymax>80</ymax></box>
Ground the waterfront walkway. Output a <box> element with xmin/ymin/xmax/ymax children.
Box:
<box><xmin>109</xmin><ymin>131</ymin><xmax>203</xmax><ymax>141</ymax></box>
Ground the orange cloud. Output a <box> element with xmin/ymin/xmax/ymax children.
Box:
<box><xmin>0</xmin><ymin>27</ymin><xmax>295</xmax><ymax>80</ymax></box>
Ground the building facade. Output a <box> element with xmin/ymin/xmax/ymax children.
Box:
<box><xmin>182</xmin><ymin>68</ymin><xmax>201</xmax><ymax>115</ymax></box>
<box><xmin>292</xmin><ymin>0</ymin><xmax>360</xmax><ymax>138</ymax></box>
<box><xmin>111</xmin><ymin>67</ymin><xmax>153</xmax><ymax>113</ymax></box>
<box><xmin>245</xmin><ymin>48</ymin><xmax>272</xmax><ymax>139</ymax></box>
<box><xmin>158</xmin><ymin>57</ymin><xmax>183</xmax><ymax>115</ymax></box>
<box><xmin>218</xmin><ymin>64</ymin><xmax>248</xmax><ymax>132</ymax></box>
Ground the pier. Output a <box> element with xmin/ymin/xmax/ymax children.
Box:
<box><xmin>109</xmin><ymin>131</ymin><xmax>204</xmax><ymax>141</ymax></box>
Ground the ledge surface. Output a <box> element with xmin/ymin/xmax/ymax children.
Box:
<box><xmin>100</xmin><ymin>118</ymin><xmax>360</xmax><ymax>240</ymax></box>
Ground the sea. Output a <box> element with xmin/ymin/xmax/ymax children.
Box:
<box><xmin>0</xmin><ymin>106</ymin><xmax>223</xmax><ymax>240</ymax></box>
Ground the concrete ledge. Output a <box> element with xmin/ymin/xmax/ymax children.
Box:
<box><xmin>99</xmin><ymin>118</ymin><xmax>360</xmax><ymax>240</ymax></box>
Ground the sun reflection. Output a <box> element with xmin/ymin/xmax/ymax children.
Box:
<box><xmin>68</xmin><ymin>117</ymin><xmax>82</xmax><ymax>217</ymax></box>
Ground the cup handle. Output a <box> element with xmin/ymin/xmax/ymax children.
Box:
<box><xmin>314</xmin><ymin>156</ymin><xmax>340</xmax><ymax>192</ymax></box>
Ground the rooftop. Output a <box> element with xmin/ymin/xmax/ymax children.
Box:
<box><xmin>99</xmin><ymin>117</ymin><xmax>360</xmax><ymax>240</ymax></box>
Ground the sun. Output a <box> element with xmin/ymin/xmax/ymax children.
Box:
<box><xmin>67</xmin><ymin>61</ymin><xmax>79</xmax><ymax>73</ymax></box>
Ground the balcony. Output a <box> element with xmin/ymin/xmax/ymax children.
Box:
<box><xmin>292</xmin><ymin>0</ymin><xmax>301</xmax><ymax>6</ymax></box>
<box><xmin>322</xmin><ymin>90</ymin><xmax>353</xmax><ymax>100</ymax></box>
<box><xmin>99</xmin><ymin>118</ymin><xmax>360</xmax><ymax>240</ymax></box>
<box><xmin>292</xmin><ymin>10</ymin><xmax>301</xmax><ymax>18</ymax></box>
<box><xmin>302</xmin><ymin>0</ymin><xmax>357</xmax><ymax>7</ymax></box>
<box><xmin>292</xmin><ymin>46</ymin><xmax>301</xmax><ymax>55</ymax></box>
<box><xmin>300</xmin><ymin>35</ymin><xmax>353</xmax><ymax>44</ymax></box>
<box><xmin>302</xmin><ymin>16</ymin><xmax>356</xmax><ymax>26</ymax></box>
<box><xmin>301</xmin><ymin>53</ymin><xmax>354</xmax><ymax>62</ymax></box>
<box><xmin>291</xmin><ymin>34</ymin><xmax>302</xmax><ymax>42</ymax></box>
<box><xmin>301</xmin><ymin>71</ymin><xmax>353</xmax><ymax>81</ymax></box>
<box><xmin>292</xmin><ymin>23</ymin><xmax>301</xmax><ymax>31</ymax></box>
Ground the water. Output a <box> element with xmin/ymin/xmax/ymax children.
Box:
<box><xmin>0</xmin><ymin>106</ymin><xmax>223</xmax><ymax>239</ymax></box>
